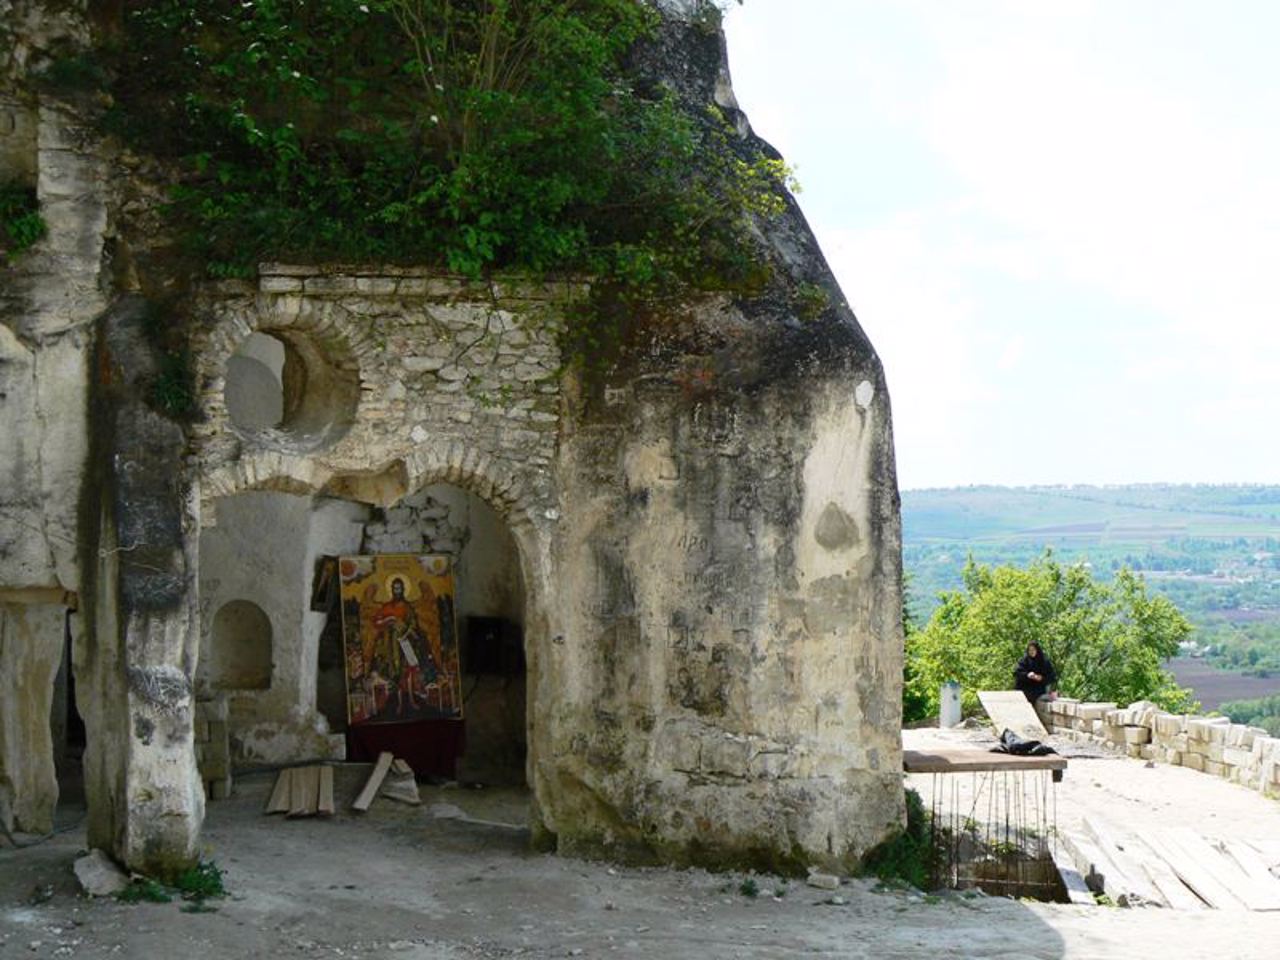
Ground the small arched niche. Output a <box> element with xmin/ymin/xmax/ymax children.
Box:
<box><xmin>224</xmin><ymin>329</ymin><xmax>358</xmax><ymax>450</ymax></box>
<box><xmin>209</xmin><ymin>599</ymin><xmax>273</xmax><ymax>690</ymax></box>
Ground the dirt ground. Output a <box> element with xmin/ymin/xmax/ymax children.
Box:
<box><xmin>3</xmin><ymin>744</ymin><xmax>1279</xmax><ymax>960</ymax></box>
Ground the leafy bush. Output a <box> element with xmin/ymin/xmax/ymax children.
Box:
<box><xmin>0</xmin><ymin>182</ymin><xmax>47</xmax><ymax>262</ymax></box>
<box><xmin>1221</xmin><ymin>694</ymin><xmax>1280</xmax><ymax>736</ymax></box>
<box><xmin>905</xmin><ymin>554</ymin><xmax>1196</xmax><ymax>722</ymax></box>
<box><xmin>102</xmin><ymin>0</ymin><xmax>790</xmax><ymax>314</ymax></box>
<box><xmin>175</xmin><ymin>860</ymin><xmax>227</xmax><ymax>901</ymax></box>
<box><xmin>859</xmin><ymin>788</ymin><xmax>936</xmax><ymax>890</ymax></box>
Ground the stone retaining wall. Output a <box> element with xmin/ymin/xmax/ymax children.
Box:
<box><xmin>1036</xmin><ymin>697</ymin><xmax>1280</xmax><ymax>799</ymax></box>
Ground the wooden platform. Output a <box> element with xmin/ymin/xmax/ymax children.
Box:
<box><xmin>903</xmin><ymin>747</ymin><xmax>1067</xmax><ymax>774</ymax></box>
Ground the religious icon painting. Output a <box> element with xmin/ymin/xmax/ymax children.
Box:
<box><xmin>338</xmin><ymin>554</ymin><xmax>463</xmax><ymax>725</ymax></box>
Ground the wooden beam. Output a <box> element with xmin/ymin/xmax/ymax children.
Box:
<box><xmin>903</xmin><ymin>748</ymin><xmax>1066</xmax><ymax>774</ymax></box>
<box><xmin>352</xmin><ymin>752</ymin><xmax>394</xmax><ymax>812</ymax></box>
<box><xmin>265</xmin><ymin>769</ymin><xmax>292</xmax><ymax>815</ymax></box>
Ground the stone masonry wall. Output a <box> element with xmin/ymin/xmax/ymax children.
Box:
<box><xmin>1037</xmin><ymin>698</ymin><xmax>1280</xmax><ymax>799</ymax></box>
<box><xmin>192</xmin><ymin>265</ymin><xmax>575</xmax><ymax>519</ymax></box>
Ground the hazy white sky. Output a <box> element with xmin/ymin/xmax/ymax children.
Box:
<box><xmin>723</xmin><ymin>1</ymin><xmax>1280</xmax><ymax>490</ymax></box>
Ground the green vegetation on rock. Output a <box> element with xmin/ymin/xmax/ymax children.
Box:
<box><xmin>102</xmin><ymin>0</ymin><xmax>791</xmax><ymax>315</ymax></box>
<box><xmin>0</xmin><ymin>181</ymin><xmax>46</xmax><ymax>262</ymax></box>
<box><xmin>904</xmin><ymin>554</ymin><xmax>1196</xmax><ymax>722</ymax></box>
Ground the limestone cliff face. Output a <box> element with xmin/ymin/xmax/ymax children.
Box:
<box><xmin>543</xmin><ymin>3</ymin><xmax>905</xmax><ymax>867</ymax></box>
<box><xmin>0</xmin><ymin>0</ymin><xmax>903</xmax><ymax>872</ymax></box>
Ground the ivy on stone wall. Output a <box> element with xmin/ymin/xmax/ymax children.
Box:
<box><xmin>0</xmin><ymin>182</ymin><xmax>47</xmax><ymax>263</ymax></box>
<box><xmin>101</xmin><ymin>0</ymin><xmax>790</xmax><ymax>314</ymax></box>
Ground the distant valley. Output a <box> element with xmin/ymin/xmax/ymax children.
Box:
<box><xmin>902</xmin><ymin>483</ymin><xmax>1280</xmax><ymax>711</ymax></box>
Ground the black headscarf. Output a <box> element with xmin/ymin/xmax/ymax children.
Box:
<box><xmin>1014</xmin><ymin>643</ymin><xmax>1056</xmax><ymax>687</ymax></box>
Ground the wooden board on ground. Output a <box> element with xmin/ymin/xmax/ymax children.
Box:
<box><xmin>902</xmin><ymin>748</ymin><xmax>1065</xmax><ymax>774</ymax></box>
<box><xmin>1049</xmin><ymin>845</ymin><xmax>1096</xmax><ymax>906</ymax></box>
<box><xmin>1142</xmin><ymin>831</ymin><xmax>1248</xmax><ymax>911</ymax></box>
<box><xmin>1222</xmin><ymin>839</ymin><xmax>1280</xmax><ymax>908</ymax></box>
<box><xmin>317</xmin><ymin>765</ymin><xmax>335</xmax><ymax>817</ymax></box>
<box><xmin>265</xmin><ymin>769</ymin><xmax>293</xmax><ymax>815</ymax></box>
<box><xmin>288</xmin><ymin>766</ymin><xmax>320</xmax><ymax>818</ymax></box>
<box><xmin>1167</xmin><ymin>828</ymin><xmax>1280</xmax><ymax>911</ymax></box>
<box><xmin>1125</xmin><ymin>834</ymin><xmax>1206</xmax><ymax>911</ymax></box>
<box><xmin>391</xmin><ymin>759</ymin><xmax>413</xmax><ymax>776</ymax></box>
<box><xmin>352</xmin><ymin>752</ymin><xmax>394</xmax><ymax>812</ymax></box>
<box><xmin>1060</xmin><ymin>830</ymin><xmax>1138</xmax><ymax>906</ymax></box>
<box><xmin>977</xmin><ymin>690</ymin><xmax>1049</xmax><ymax>740</ymax></box>
<box><xmin>1082</xmin><ymin>817</ymin><xmax>1166</xmax><ymax>907</ymax></box>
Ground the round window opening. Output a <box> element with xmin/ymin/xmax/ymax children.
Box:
<box><xmin>224</xmin><ymin>330</ymin><xmax>358</xmax><ymax>450</ymax></box>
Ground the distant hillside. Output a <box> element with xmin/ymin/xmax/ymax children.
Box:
<box><xmin>904</xmin><ymin>484</ymin><xmax>1280</xmax><ymax>544</ymax></box>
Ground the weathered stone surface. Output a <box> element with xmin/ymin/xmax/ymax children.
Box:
<box><xmin>1</xmin><ymin>0</ymin><xmax>907</xmax><ymax>876</ymax></box>
<box><xmin>0</xmin><ymin>603</ymin><xmax>63</xmax><ymax>834</ymax></box>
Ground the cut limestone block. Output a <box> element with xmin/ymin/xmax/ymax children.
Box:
<box><xmin>1077</xmin><ymin>702</ymin><xmax>1116</xmax><ymax>721</ymax></box>
<box><xmin>1124</xmin><ymin>727</ymin><xmax>1151</xmax><ymax>745</ymax></box>
<box><xmin>1223</xmin><ymin>747</ymin><xmax>1253</xmax><ymax>768</ymax></box>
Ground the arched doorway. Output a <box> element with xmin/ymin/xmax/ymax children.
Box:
<box><xmin>318</xmin><ymin>482</ymin><xmax>530</xmax><ymax>790</ymax></box>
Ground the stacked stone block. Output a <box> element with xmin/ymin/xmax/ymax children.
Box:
<box><xmin>1036</xmin><ymin>697</ymin><xmax>1280</xmax><ymax>799</ymax></box>
<box><xmin>194</xmin><ymin>696</ymin><xmax>232</xmax><ymax>800</ymax></box>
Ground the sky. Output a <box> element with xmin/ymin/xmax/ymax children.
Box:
<box><xmin>722</xmin><ymin>0</ymin><xmax>1280</xmax><ymax>490</ymax></box>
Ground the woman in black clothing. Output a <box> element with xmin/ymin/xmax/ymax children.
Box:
<box><xmin>1014</xmin><ymin>642</ymin><xmax>1057</xmax><ymax>702</ymax></box>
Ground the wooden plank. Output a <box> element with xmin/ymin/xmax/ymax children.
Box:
<box><xmin>1124</xmin><ymin>834</ymin><xmax>1205</xmax><ymax>910</ymax></box>
<box><xmin>1049</xmin><ymin>844</ymin><xmax>1096</xmax><ymax>906</ymax></box>
<box><xmin>1143</xmin><ymin>831</ymin><xmax>1248</xmax><ymax>911</ymax></box>
<box><xmin>287</xmin><ymin>765</ymin><xmax>309</xmax><ymax>817</ymax></box>
<box><xmin>1167</xmin><ymin>828</ymin><xmax>1276</xmax><ymax>911</ymax></box>
<box><xmin>1082</xmin><ymin>817</ymin><xmax>1165</xmax><ymax>907</ymax></box>
<box><xmin>265</xmin><ymin>769</ymin><xmax>292</xmax><ymax>815</ymax></box>
<box><xmin>1060</xmin><ymin>830</ymin><xmax>1139</xmax><ymax>906</ymax></box>
<box><xmin>903</xmin><ymin>748</ymin><xmax>1066</xmax><ymax>774</ymax></box>
<box><xmin>1222</xmin><ymin>838</ymin><xmax>1280</xmax><ymax>909</ymax></box>
<box><xmin>1164</xmin><ymin>830</ymin><xmax>1280</xmax><ymax>912</ymax></box>
<box><xmin>977</xmin><ymin>690</ymin><xmax>1049</xmax><ymax>740</ymax></box>
<box><xmin>288</xmin><ymin>766</ymin><xmax>320</xmax><ymax>818</ymax></box>
<box><xmin>352</xmin><ymin>752</ymin><xmax>394</xmax><ymax>812</ymax></box>
<box><xmin>391</xmin><ymin>759</ymin><xmax>413</xmax><ymax>776</ymax></box>
<box><xmin>317</xmin><ymin>765</ymin><xmax>335</xmax><ymax>818</ymax></box>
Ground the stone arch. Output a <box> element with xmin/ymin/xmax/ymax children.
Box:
<box><xmin>194</xmin><ymin>441</ymin><xmax>556</xmax><ymax>824</ymax></box>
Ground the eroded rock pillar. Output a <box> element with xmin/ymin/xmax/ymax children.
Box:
<box><xmin>81</xmin><ymin>297</ymin><xmax>204</xmax><ymax>875</ymax></box>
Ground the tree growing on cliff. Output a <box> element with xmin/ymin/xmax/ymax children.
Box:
<box><xmin>102</xmin><ymin>0</ymin><xmax>791</xmax><ymax>300</ymax></box>
<box><xmin>904</xmin><ymin>554</ymin><xmax>1196</xmax><ymax>721</ymax></box>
